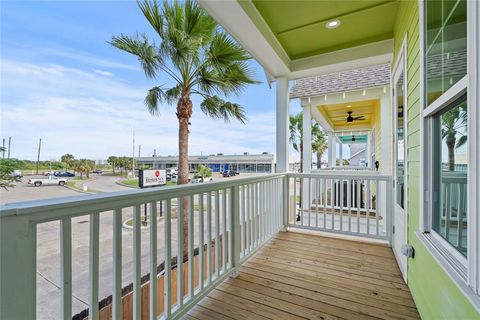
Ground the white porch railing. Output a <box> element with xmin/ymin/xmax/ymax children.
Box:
<box><xmin>0</xmin><ymin>172</ymin><xmax>390</xmax><ymax>319</ymax></box>
<box><xmin>287</xmin><ymin>173</ymin><xmax>393</xmax><ymax>243</ymax></box>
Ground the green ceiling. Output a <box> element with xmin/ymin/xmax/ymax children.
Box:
<box><xmin>248</xmin><ymin>0</ymin><xmax>399</xmax><ymax>60</ymax></box>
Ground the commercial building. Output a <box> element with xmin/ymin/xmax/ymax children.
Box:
<box><xmin>135</xmin><ymin>152</ymin><xmax>274</xmax><ymax>173</ymax></box>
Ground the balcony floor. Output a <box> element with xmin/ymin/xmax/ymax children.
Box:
<box><xmin>185</xmin><ymin>231</ymin><xmax>420</xmax><ymax>320</ymax></box>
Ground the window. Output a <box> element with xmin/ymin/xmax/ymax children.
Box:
<box><xmin>421</xmin><ymin>0</ymin><xmax>480</xmax><ymax>304</ymax></box>
<box><xmin>424</xmin><ymin>0</ymin><xmax>467</xmax><ymax>258</ymax></box>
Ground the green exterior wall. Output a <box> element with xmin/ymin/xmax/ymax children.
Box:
<box><xmin>393</xmin><ymin>1</ymin><xmax>479</xmax><ymax>318</ymax></box>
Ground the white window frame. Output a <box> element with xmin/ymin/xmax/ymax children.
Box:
<box><xmin>418</xmin><ymin>0</ymin><xmax>480</xmax><ymax>311</ymax></box>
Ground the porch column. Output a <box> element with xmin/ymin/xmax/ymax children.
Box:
<box><xmin>276</xmin><ymin>76</ymin><xmax>289</xmax><ymax>173</ymax></box>
<box><xmin>327</xmin><ymin>132</ymin><xmax>335</xmax><ymax>167</ymax></box>
<box><xmin>339</xmin><ymin>142</ymin><xmax>343</xmax><ymax>166</ymax></box>
<box><xmin>366</xmin><ymin>132</ymin><xmax>373</xmax><ymax>168</ymax></box>
<box><xmin>302</xmin><ymin>105</ymin><xmax>312</xmax><ymax>173</ymax></box>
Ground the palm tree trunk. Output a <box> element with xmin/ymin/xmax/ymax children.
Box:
<box><xmin>447</xmin><ymin>138</ymin><xmax>456</xmax><ymax>171</ymax></box>
<box><xmin>177</xmin><ymin>90</ymin><xmax>192</xmax><ymax>258</ymax></box>
<box><xmin>316</xmin><ymin>151</ymin><xmax>322</xmax><ymax>169</ymax></box>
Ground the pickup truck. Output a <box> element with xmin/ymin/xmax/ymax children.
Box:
<box><xmin>28</xmin><ymin>176</ymin><xmax>68</xmax><ymax>187</ymax></box>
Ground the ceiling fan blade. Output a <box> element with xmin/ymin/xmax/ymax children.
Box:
<box><xmin>353</xmin><ymin>116</ymin><xmax>365</xmax><ymax>120</ymax></box>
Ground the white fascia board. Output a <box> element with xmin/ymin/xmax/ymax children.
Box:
<box><xmin>289</xmin><ymin>39</ymin><xmax>394</xmax><ymax>80</ymax></box>
<box><xmin>198</xmin><ymin>0</ymin><xmax>290</xmax><ymax>78</ymax></box>
<box><xmin>309</xmin><ymin>103</ymin><xmax>334</xmax><ymax>132</ymax></box>
<box><xmin>307</xmin><ymin>87</ymin><xmax>387</xmax><ymax>107</ymax></box>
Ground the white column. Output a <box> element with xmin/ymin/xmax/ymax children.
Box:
<box><xmin>276</xmin><ymin>77</ymin><xmax>289</xmax><ymax>173</ymax></box>
<box><xmin>339</xmin><ymin>142</ymin><xmax>343</xmax><ymax>166</ymax></box>
<box><xmin>302</xmin><ymin>105</ymin><xmax>312</xmax><ymax>173</ymax></box>
<box><xmin>380</xmin><ymin>94</ymin><xmax>391</xmax><ymax>174</ymax></box>
<box><xmin>366</xmin><ymin>132</ymin><xmax>373</xmax><ymax>168</ymax></box>
<box><xmin>328</xmin><ymin>132</ymin><xmax>335</xmax><ymax>167</ymax></box>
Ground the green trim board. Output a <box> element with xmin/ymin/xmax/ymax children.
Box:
<box><xmin>393</xmin><ymin>0</ymin><xmax>479</xmax><ymax>318</ymax></box>
<box><xmin>245</xmin><ymin>0</ymin><xmax>399</xmax><ymax>60</ymax></box>
<box><xmin>338</xmin><ymin>135</ymin><xmax>368</xmax><ymax>144</ymax></box>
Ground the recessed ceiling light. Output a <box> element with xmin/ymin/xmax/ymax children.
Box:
<box><xmin>347</xmin><ymin>105</ymin><xmax>352</xmax><ymax>108</ymax></box>
<box><xmin>326</xmin><ymin>19</ymin><xmax>341</xmax><ymax>29</ymax></box>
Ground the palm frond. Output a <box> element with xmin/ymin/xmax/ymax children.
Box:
<box><xmin>165</xmin><ymin>85</ymin><xmax>182</xmax><ymax>104</ymax></box>
<box><xmin>110</xmin><ymin>34</ymin><xmax>161</xmax><ymax>78</ymax></box>
<box><xmin>183</xmin><ymin>0</ymin><xmax>216</xmax><ymax>44</ymax></box>
<box><xmin>456</xmin><ymin>135</ymin><xmax>467</xmax><ymax>148</ymax></box>
<box><xmin>200</xmin><ymin>96</ymin><xmax>247</xmax><ymax>123</ymax></box>
<box><xmin>137</xmin><ymin>0</ymin><xmax>164</xmax><ymax>38</ymax></box>
<box><xmin>144</xmin><ymin>86</ymin><xmax>166</xmax><ymax>115</ymax></box>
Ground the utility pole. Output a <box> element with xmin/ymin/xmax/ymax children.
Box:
<box><xmin>138</xmin><ymin>144</ymin><xmax>141</xmax><ymax>158</ymax></box>
<box><xmin>132</xmin><ymin>128</ymin><xmax>135</xmax><ymax>174</ymax></box>
<box><xmin>2</xmin><ymin>138</ymin><xmax>5</xmax><ymax>159</ymax></box>
<box><xmin>36</xmin><ymin>138</ymin><xmax>42</xmax><ymax>175</ymax></box>
<box><xmin>7</xmin><ymin>137</ymin><xmax>11</xmax><ymax>159</ymax></box>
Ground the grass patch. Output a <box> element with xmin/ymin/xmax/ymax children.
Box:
<box><xmin>66</xmin><ymin>179</ymin><xmax>101</xmax><ymax>194</ymax></box>
<box><xmin>122</xmin><ymin>178</ymin><xmax>139</xmax><ymax>187</ymax></box>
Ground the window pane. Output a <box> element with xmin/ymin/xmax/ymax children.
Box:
<box><xmin>425</xmin><ymin>0</ymin><xmax>467</xmax><ymax>106</ymax></box>
<box><xmin>395</xmin><ymin>73</ymin><xmax>405</xmax><ymax>209</ymax></box>
<box><xmin>432</xmin><ymin>95</ymin><xmax>467</xmax><ymax>256</ymax></box>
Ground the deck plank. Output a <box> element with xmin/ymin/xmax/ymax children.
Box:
<box><xmin>188</xmin><ymin>231</ymin><xmax>420</xmax><ymax>320</ymax></box>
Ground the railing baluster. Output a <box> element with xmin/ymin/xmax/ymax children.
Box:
<box><xmin>331</xmin><ymin>179</ymin><xmax>335</xmax><ymax>231</ymax></box>
<box><xmin>149</xmin><ymin>203</ymin><xmax>158</xmax><ymax>320</ymax></box>
<box><xmin>307</xmin><ymin>177</ymin><xmax>311</xmax><ymax>227</ymax></box>
<box><xmin>293</xmin><ymin>177</ymin><xmax>297</xmax><ymax>225</ymax></box>
<box><xmin>315</xmin><ymin>178</ymin><xmax>319</xmax><ymax>228</ymax></box>
<box><xmin>133</xmin><ymin>205</ymin><xmax>141</xmax><ymax>319</ymax></box>
<box><xmin>366</xmin><ymin>180</ymin><xmax>371</xmax><ymax>235</ymax></box>
<box><xmin>89</xmin><ymin>212</ymin><xmax>100</xmax><ymax>320</ymax></box>
<box><xmin>164</xmin><ymin>200</ymin><xmax>172</xmax><ymax>318</ymax></box>
<box><xmin>340</xmin><ymin>178</ymin><xmax>344</xmax><ymax>231</ymax></box>
<box><xmin>245</xmin><ymin>185</ymin><xmax>250</xmax><ymax>252</ymax></box>
<box><xmin>215</xmin><ymin>190</ymin><xmax>220</xmax><ymax>277</ymax></box>
<box><xmin>112</xmin><ymin>208</ymin><xmax>122</xmax><ymax>320</ymax></box>
<box><xmin>207</xmin><ymin>191</ymin><xmax>212</xmax><ymax>283</ymax></box>
<box><xmin>357</xmin><ymin>179</ymin><xmax>361</xmax><ymax>233</ymax></box>
<box><xmin>177</xmin><ymin>198</ymin><xmax>184</xmax><ymax>307</ymax></box>
<box><xmin>348</xmin><ymin>179</ymin><xmax>352</xmax><ymax>233</ymax></box>
<box><xmin>322</xmin><ymin>178</ymin><xmax>326</xmax><ymax>229</ymax></box>
<box><xmin>61</xmin><ymin>217</ymin><xmax>72</xmax><ymax>320</ymax></box>
<box><xmin>253</xmin><ymin>183</ymin><xmax>257</xmax><ymax>247</ymax></box>
<box><xmin>222</xmin><ymin>189</ymin><xmax>227</xmax><ymax>273</ymax></box>
<box><xmin>188</xmin><ymin>195</ymin><xmax>194</xmax><ymax>299</ymax></box>
<box><xmin>198</xmin><ymin>193</ymin><xmax>204</xmax><ymax>290</ymax></box>
<box><xmin>240</xmin><ymin>186</ymin><xmax>245</xmax><ymax>257</ymax></box>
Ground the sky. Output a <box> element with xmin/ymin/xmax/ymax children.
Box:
<box><xmin>0</xmin><ymin>0</ymin><xmax>303</xmax><ymax>162</ymax></box>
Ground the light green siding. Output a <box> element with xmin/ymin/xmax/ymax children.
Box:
<box><xmin>393</xmin><ymin>1</ymin><xmax>479</xmax><ymax>318</ymax></box>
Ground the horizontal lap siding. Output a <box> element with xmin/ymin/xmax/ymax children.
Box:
<box><xmin>393</xmin><ymin>1</ymin><xmax>478</xmax><ymax>318</ymax></box>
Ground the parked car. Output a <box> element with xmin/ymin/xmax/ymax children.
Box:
<box><xmin>191</xmin><ymin>177</ymin><xmax>213</xmax><ymax>183</ymax></box>
<box><xmin>28</xmin><ymin>176</ymin><xmax>68</xmax><ymax>187</ymax></box>
<box><xmin>11</xmin><ymin>170</ymin><xmax>22</xmax><ymax>178</ymax></box>
<box><xmin>222</xmin><ymin>170</ymin><xmax>236</xmax><ymax>177</ymax></box>
<box><xmin>92</xmin><ymin>169</ymin><xmax>102</xmax><ymax>174</ymax></box>
<box><xmin>55</xmin><ymin>171</ymin><xmax>75</xmax><ymax>177</ymax></box>
<box><xmin>44</xmin><ymin>171</ymin><xmax>60</xmax><ymax>176</ymax></box>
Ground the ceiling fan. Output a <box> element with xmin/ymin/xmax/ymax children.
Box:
<box><xmin>346</xmin><ymin>111</ymin><xmax>365</xmax><ymax>123</ymax></box>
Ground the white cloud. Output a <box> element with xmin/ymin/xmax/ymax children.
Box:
<box><xmin>1</xmin><ymin>59</ymin><xmax>276</xmax><ymax>161</ymax></box>
<box><xmin>93</xmin><ymin>69</ymin><xmax>113</xmax><ymax>77</ymax></box>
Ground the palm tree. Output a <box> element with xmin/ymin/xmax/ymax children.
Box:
<box><xmin>111</xmin><ymin>0</ymin><xmax>256</xmax><ymax>254</ymax></box>
<box><xmin>61</xmin><ymin>154</ymin><xmax>75</xmax><ymax>171</ymax></box>
<box><xmin>442</xmin><ymin>106</ymin><xmax>467</xmax><ymax>171</ymax></box>
<box><xmin>107</xmin><ymin>156</ymin><xmax>118</xmax><ymax>175</ymax></box>
<box><xmin>289</xmin><ymin>113</ymin><xmax>325</xmax><ymax>172</ymax></box>
<box><xmin>312</xmin><ymin>127</ymin><xmax>327</xmax><ymax>169</ymax></box>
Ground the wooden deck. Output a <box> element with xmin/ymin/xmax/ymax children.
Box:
<box><xmin>184</xmin><ymin>231</ymin><xmax>420</xmax><ymax>320</ymax></box>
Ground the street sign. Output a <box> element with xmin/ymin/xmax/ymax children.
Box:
<box><xmin>139</xmin><ymin>169</ymin><xmax>167</xmax><ymax>188</ymax></box>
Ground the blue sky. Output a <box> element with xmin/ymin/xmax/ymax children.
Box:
<box><xmin>1</xmin><ymin>0</ymin><xmax>302</xmax><ymax>161</ymax></box>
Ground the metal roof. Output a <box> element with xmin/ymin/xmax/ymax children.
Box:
<box><xmin>290</xmin><ymin>64</ymin><xmax>390</xmax><ymax>99</ymax></box>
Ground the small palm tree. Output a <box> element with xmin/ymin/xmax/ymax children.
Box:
<box><xmin>61</xmin><ymin>154</ymin><xmax>75</xmax><ymax>171</ymax></box>
<box><xmin>111</xmin><ymin>0</ymin><xmax>257</xmax><ymax>254</ymax></box>
<box><xmin>442</xmin><ymin>106</ymin><xmax>467</xmax><ymax>171</ymax></box>
<box><xmin>289</xmin><ymin>113</ymin><xmax>325</xmax><ymax>172</ymax></box>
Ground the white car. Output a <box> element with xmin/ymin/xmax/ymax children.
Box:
<box><xmin>191</xmin><ymin>177</ymin><xmax>213</xmax><ymax>183</ymax></box>
<box><xmin>28</xmin><ymin>176</ymin><xmax>68</xmax><ymax>187</ymax></box>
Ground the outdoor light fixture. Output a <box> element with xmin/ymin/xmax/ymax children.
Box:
<box><xmin>363</xmin><ymin>89</ymin><xmax>366</xmax><ymax>96</ymax></box>
<box><xmin>324</xmin><ymin>95</ymin><xmax>327</xmax><ymax>101</ymax></box>
<box><xmin>325</xmin><ymin>19</ymin><xmax>341</xmax><ymax>29</ymax></box>
<box><xmin>343</xmin><ymin>92</ymin><xmax>346</xmax><ymax>99</ymax></box>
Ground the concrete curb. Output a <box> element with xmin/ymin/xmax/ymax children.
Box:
<box><xmin>116</xmin><ymin>180</ymin><xmax>139</xmax><ymax>189</ymax></box>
